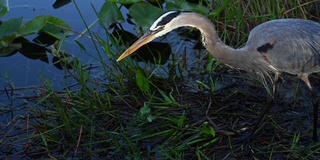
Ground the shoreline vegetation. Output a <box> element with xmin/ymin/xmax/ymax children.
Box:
<box><xmin>1</xmin><ymin>0</ymin><xmax>320</xmax><ymax>159</ymax></box>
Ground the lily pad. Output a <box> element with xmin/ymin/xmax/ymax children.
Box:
<box><xmin>99</xmin><ymin>1</ymin><xmax>124</xmax><ymax>25</ymax></box>
<box><xmin>42</xmin><ymin>16</ymin><xmax>73</xmax><ymax>39</ymax></box>
<box><xmin>110</xmin><ymin>0</ymin><xmax>142</xmax><ymax>5</ymax></box>
<box><xmin>0</xmin><ymin>18</ymin><xmax>22</xmax><ymax>38</ymax></box>
<box><xmin>129</xmin><ymin>2</ymin><xmax>163</xmax><ymax>30</ymax></box>
<box><xmin>17</xmin><ymin>16</ymin><xmax>47</xmax><ymax>37</ymax></box>
<box><xmin>17</xmin><ymin>15</ymin><xmax>72</xmax><ymax>40</ymax></box>
<box><xmin>166</xmin><ymin>0</ymin><xmax>210</xmax><ymax>14</ymax></box>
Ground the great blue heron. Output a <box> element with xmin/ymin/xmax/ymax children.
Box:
<box><xmin>117</xmin><ymin>11</ymin><xmax>320</xmax><ymax>141</ymax></box>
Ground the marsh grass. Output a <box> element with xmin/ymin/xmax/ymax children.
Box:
<box><xmin>1</xmin><ymin>0</ymin><xmax>320</xmax><ymax>159</ymax></box>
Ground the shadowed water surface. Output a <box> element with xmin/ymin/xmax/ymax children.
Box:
<box><xmin>0</xmin><ymin>0</ymin><xmax>105</xmax><ymax>88</ymax></box>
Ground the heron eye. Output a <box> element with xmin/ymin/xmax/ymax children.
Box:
<box><xmin>151</xmin><ymin>26</ymin><xmax>164</xmax><ymax>32</ymax></box>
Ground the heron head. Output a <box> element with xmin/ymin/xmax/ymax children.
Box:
<box><xmin>116</xmin><ymin>11</ymin><xmax>183</xmax><ymax>61</ymax></box>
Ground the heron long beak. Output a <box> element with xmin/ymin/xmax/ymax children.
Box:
<box><xmin>116</xmin><ymin>31</ymin><xmax>156</xmax><ymax>61</ymax></box>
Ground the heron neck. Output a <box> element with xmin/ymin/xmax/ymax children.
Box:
<box><xmin>196</xmin><ymin>19</ymin><xmax>246</xmax><ymax>68</ymax></box>
<box><xmin>180</xmin><ymin>12</ymin><xmax>276</xmax><ymax>87</ymax></box>
<box><xmin>200</xmin><ymin>20</ymin><xmax>275</xmax><ymax>77</ymax></box>
<box><xmin>182</xmin><ymin>13</ymin><xmax>274</xmax><ymax>75</ymax></box>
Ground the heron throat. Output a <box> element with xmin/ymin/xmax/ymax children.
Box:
<box><xmin>193</xmin><ymin>14</ymin><xmax>276</xmax><ymax>84</ymax></box>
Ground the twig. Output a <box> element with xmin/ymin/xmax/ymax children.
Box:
<box><xmin>206</xmin><ymin>96</ymin><xmax>235</xmax><ymax>136</ymax></box>
<box><xmin>74</xmin><ymin>125</ymin><xmax>83</xmax><ymax>157</ymax></box>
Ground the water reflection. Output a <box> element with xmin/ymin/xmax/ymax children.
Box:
<box><xmin>0</xmin><ymin>0</ymin><xmax>106</xmax><ymax>88</ymax></box>
<box><xmin>53</xmin><ymin>0</ymin><xmax>71</xmax><ymax>9</ymax></box>
<box><xmin>0</xmin><ymin>0</ymin><xmax>106</xmax><ymax>130</ymax></box>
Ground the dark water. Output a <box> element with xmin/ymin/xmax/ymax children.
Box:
<box><xmin>0</xmin><ymin>1</ymin><xmax>111</xmax><ymax>130</ymax></box>
<box><xmin>0</xmin><ymin>1</ymin><xmax>197</xmax><ymax>107</ymax></box>
<box><xmin>0</xmin><ymin>2</ymin><xmax>113</xmax><ymax>158</ymax></box>
<box><xmin>0</xmin><ymin>0</ymin><xmax>106</xmax><ymax>89</ymax></box>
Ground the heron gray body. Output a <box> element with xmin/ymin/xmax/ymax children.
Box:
<box><xmin>117</xmin><ymin>11</ymin><xmax>320</xmax><ymax>141</ymax></box>
<box><xmin>246</xmin><ymin>19</ymin><xmax>320</xmax><ymax>77</ymax></box>
<box><xmin>177</xmin><ymin>13</ymin><xmax>320</xmax><ymax>82</ymax></box>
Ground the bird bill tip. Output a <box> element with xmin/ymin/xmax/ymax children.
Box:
<box><xmin>116</xmin><ymin>51</ymin><xmax>130</xmax><ymax>62</ymax></box>
<box><xmin>116</xmin><ymin>31</ymin><xmax>155</xmax><ymax>62</ymax></box>
<box><xmin>116</xmin><ymin>48</ymin><xmax>136</xmax><ymax>62</ymax></box>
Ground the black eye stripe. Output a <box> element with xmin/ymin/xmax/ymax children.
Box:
<box><xmin>152</xmin><ymin>26</ymin><xmax>164</xmax><ymax>32</ymax></box>
<box><xmin>156</xmin><ymin>11</ymin><xmax>181</xmax><ymax>27</ymax></box>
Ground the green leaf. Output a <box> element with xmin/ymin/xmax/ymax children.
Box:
<box><xmin>196</xmin><ymin>80</ymin><xmax>210</xmax><ymax>90</ymax></box>
<box><xmin>201</xmin><ymin>122</ymin><xmax>216</xmax><ymax>137</ymax></box>
<box><xmin>129</xmin><ymin>2</ymin><xmax>163</xmax><ymax>30</ymax></box>
<box><xmin>157</xmin><ymin>89</ymin><xmax>178</xmax><ymax>106</ymax></box>
<box><xmin>40</xmin><ymin>132</ymin><xmax>48</xmax><ymax>147</ymax></box>
<box><xmin>99</xmin><ymin>1</ymin><xmax>124</xmax><ymax>25</ymax></box>
<box><xmin>17</xmin><ymin>15</ymin><xmax>72</xmax><ymax>39</ymax></box>
<box><xmin>206</xmin><ymin>56</ymin><xmax>214</xmax><ymax>72</ymax></box>
<box><xmin>0</xmin><ymin>0</ymin><xmax>7</xmax><ymax>18</ymax></box>
<box><xmin>147</xmin><ymin>114</ymin><xmax>154</xmax><ymax>122</ymax></box>
<box><xmin>158</xmin><ymin>89</ymin><xmax>173</xmax><ymax>103</ymax></box>
<box><xmin>17</xmin><ymin>16</ymin><xmax>47</xmax><ymax>37</ymax></box>
<box><xmin>165</xmin><ymin>0</ymin><xmax>183</xmax><ymax>10</ymax></box>
<box><xmin>177</xmin><ymin>111</ymin><xmax>187</xmax><ymax>128</ymax></box>
<box><xmin>75</xmin><ymin>40</ymin><xmax>86</xmax><ymax>51</ymax></box>
<box><xmin>0</xmin><ymin>17</ymin><xmax>22</xmax><ymax>38</ymax></box>
<box><xmin>139</xmin><ymin>103</ymin><xmax>155</xmax><ymax>122</ymax></box>
<box><xmin>42</xmin><ymin>16</ymin><xmax>73</xmax><ymax>39</ymax></box>
<box><xmin>140</xmin><ymin>103</ymin><xmax>151</xmax><ymax>115</ymax></box>
<box><xmin>166</xmin><ymin>0</ymin><xmax>210</xmax><ymax>14</ymax></box>
<box><xmin>135</xmin><ymin>69</ymin><xmax>150</xmax><ymax>93</ymax></box>
<box><xmin>108</xmin><ymin>0</ymin><xmax>142</xmax><ymax>5</ymax></box>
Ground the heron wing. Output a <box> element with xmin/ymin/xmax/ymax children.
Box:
<box><xmin>246</xmin><ymin>19</ymin><xmax>320</xmax><ymax>75</ymax></box>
